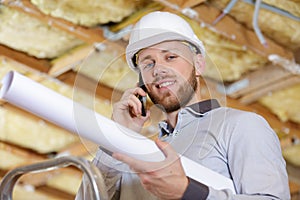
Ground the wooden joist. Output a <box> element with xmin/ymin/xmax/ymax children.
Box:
<box><xmin>49</xmin><ymin>44</ymin><xmax>95</xmax><ymax>77</ymax></box>
<box><xmin>227</xmin><ymin>64</ymin><xmax>291</xmax><ymax>98</ymax></box>
<box><xmin>58</xmin><ymin>139</ymin><xmax>98</xmax><ymax>158</ymax></box>
<box><xmin>0</xmin><ymin>141</ymin><xmax>46</xmax><ymax>170</ymax></box>
<box><xmin>0</xmin><ymin>44</ymin><xmax>50</xmax><ymax>73</ymax></box>
<box><xmin>239</xmin><ymin>75</ymin><xmax>300</xmax><ymax>104</ymax></box>
<box><xmin>155</xmin><ymin>0</ymin><xmax>206</xmax><ymax>9</ymax></box>
<box><xmin>57</xmin><ymin>70</ymin><xmax>123</xmax><ymax>102</ymax></box>
<box><xmin>181</xmin><ymin>0</ymin><xmax>206</xmax><ymax>8</ymax></box>
<box><xmin>222</xmin><ymin>64</ymin><xmax>300</xmax><ymax>104</ymax></box>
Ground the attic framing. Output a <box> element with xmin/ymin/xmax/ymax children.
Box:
<box><xmin>0</xmin><ymin>0</ymin><xmax>300</xmax><ymax>198</ymax></box>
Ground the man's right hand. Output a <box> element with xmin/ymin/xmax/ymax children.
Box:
<box><xmin>112</xmin><ymin>87</ymin><xmax>149</xmax><ymax>132</ymax></box>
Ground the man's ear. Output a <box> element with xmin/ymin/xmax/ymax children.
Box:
<box><xmin>194</xmin><ymin>54</ymin><xmax>205</xmax><ymax>76</ymax></box>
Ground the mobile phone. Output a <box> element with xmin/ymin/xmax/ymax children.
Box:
<box><xmin>138</xmin><ymin>72</ymin><xmax>147</xmax><ymax>117</ymax></box>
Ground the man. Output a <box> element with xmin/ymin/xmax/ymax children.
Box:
<box><xmin>77</xmin><ymin>11</ymin><xmax>290</xmax><ymax>199</ymax></box>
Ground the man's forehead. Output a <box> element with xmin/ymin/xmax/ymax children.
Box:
<box><xmin>137</xmin><ymin>41</ymin><xmax>191</xmax><ymax>59</ymax></box>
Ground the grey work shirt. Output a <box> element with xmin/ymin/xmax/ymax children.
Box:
<box><xmin>76</xmin><ymin>99</ymin><xmax>290</xmax><ymax>200</ymax></box>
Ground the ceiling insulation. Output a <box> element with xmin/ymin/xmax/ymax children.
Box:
<box><xmin>30</xmin><ymin>0</ymin><xmax>148</xmax><ymax>27</ymax></box>
<box><xmin>0</xmin><ymin>56</ymin><xmax>112</xmax><ymax>153</ymax></box>
<box><xmin>283</xmin><ymin>144</ymin><xmax>300</xmax><ymax>167</ymax></box>
<box><xmin>209</xmin><ymin>0</ymin><xmax>300</xmax><ymax>50</ymax></box>
<box><xmin>46</xmin><ymin>171</ymin><xmax>82</xmax><ymax>195</ymax></box>
<box><xmin>72</xmin><ymin>41</ymin><xmax>138</xmax><ymax>91</ymax></box>
<box><xmin>259</xmin><ymin>83</ymin><xmax>300</xmax><ymax>124</ymax></box>
<box><xmin>0</xmin><ymin>105</ymin><xmax>79</xmax><ymax>154</ymax></box>
<box><xmin>0</xmin><ymin>5</ymin><xmax>84</xmax><ymax>59</ymax></box>
<box><xmin>183</xmin><ymin>16</ymin><xmax>268</xmax><ymax>81</ymax></box>
<box><xmin>0</xmin><ymin>147</ymin><xmax>27</xmax><ymax>170</ymax></box>
<box><xmin>0</xmin><ymin>141</ymin><xmax>45</xmax><ymax>170</ymax></box>
<box><xmin>0</xmin><ymin>179</ymin><xmax>66</xmax><ymax>200</ymax></box>
<box><xmin>263</xmin><ymin>0</ymin><xmax>300</xmax><ymax>17</ymax></box>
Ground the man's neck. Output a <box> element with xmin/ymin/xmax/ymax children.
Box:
<box><xmin>165</xmin><ymin>110</ymin><xmax>179</xmax><ymax>129</ymax></box>
<box><xmin>165</xmin><ymin>95</ymin><xmax>201</xmax><ymax>129</ymax></box>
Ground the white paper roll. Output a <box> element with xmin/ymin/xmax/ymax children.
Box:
<box><xmin>0</xmin><ymin>71</ymin><xmax>236</xmax><ymax>193</ymax></box>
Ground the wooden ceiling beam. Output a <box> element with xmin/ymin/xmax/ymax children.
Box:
<box><xmin>182</xmin><ymin>0</ymin><xmax>206</xmax><ymax>8</ymax></box>
<box><xmin>155</xmin><ymin>0</ymin><xmax>206</xmax><ymax>8</ymax></box>
<box><xmin>58</xmin><ymin>140</ymin><xmax>98</xmax><ymax>158</ymax></box>
<box><xmin>0</xmin><ymin>44</ymin><xmax>50</xmax><ymax>73</ymax></box>
<box><xmin>57</xmin><ymin>70</ymin><xmax>123</xmax><ymax>102</ymax></box>
<box><xmin>226</xmin><ymin>64</ymin><xmax>292</xmax><ymax>98</ymax></box>
<box><xmin>2</xmin><ymin>0</ymin><xmax>105</xmax><ymax>44</ymax></box>
<box><xmin>48</xmin><ymin>44</ymin><xmax>95</xmax><ymax>77</ymax></box>
<box><xmin>239</xmin><ymin>75</ymin><xmax>300</xmax><ymax>104</ymax></box>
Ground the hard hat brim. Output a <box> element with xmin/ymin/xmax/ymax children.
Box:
<box><xmin>126</xmin><ymin>32</ymin><xmax>205</xmax><ymax>72</ymax></box>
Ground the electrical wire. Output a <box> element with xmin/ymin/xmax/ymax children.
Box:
<box><xmin>252</xmin><ymin>0</ymin><xmax>267</xmax><ymax>47</ymax></box>
<box><xmin>212</xmin><ymin>0</ymin><xmax>238</xmax><ymax>25</ymax></box>
<box><xmin>243</xmin><ymin>0</ymin><xmax>300</xmax><ymax>22</ymax></box>
<box><xmin>212</xmin><ymin>0</ymin><xmax>300</xmax><ymax>47</ymax></box>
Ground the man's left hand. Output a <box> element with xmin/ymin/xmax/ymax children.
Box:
<box><xmin>113</xmin><ymin>139</ymin><xmax>189</xmax><ymax>200</ymax></box>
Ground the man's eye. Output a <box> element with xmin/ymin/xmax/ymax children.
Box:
<box><xmin>138</xmin><ymin>62</ymin><xmax>155</xmax><ymax>71</ymax></box>
<box><xmin>167</xmin><ymin>55</ymin><xmax>177</xmax><ymax>60</ymax></box>
<box><xmin>144</xmin><ymin>62</ymin><xmax>155</xmax><ymax>69</ymax></box>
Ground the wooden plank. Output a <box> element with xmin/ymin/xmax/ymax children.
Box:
<box><xmin>0</xmin><ymin>142</ymin><xmax>46</xmax><ymax>166</ymax></box>
<box><xmin>58</xmin><ymin>140</ymin><xmax>98</xmax><ymax>158</ymax></box>
<box><xmin>181</xmin><ymin>0</ymin><xmax>206</xmax><ymax>8</ymax></box>
<box><xmin>289</xmin><ymin>180</ymin><xmax>300</xmax><ymax>195</ymax></box>
<box><xmin>2</xmin><ymin>0</ymin><xmax>105</xmax><ymax>44</ymax></box>
<box><xmin>49</xmin><ymin>39</ymin><xmax>127</xmax><ymax>78</ymax></box>
<box><xmin>155</xmin><ymin>0</ymin><xmax>206</xmax><ymax>8</ymax></box>
<box><xmin>287</xmin><ymin>163</ymin><xmax>300</xmax><ymax>186</ymax></box>
<box><xmin>0</xmin><ymin>175</ymin><xmax>73</xmax><ymax>200</ymax></box>
<box><xmin>0</xmin><ymin>55</ymin><xmax>49</xmax><ymax>82</ymax></box>
<box><xmin>227</xmin><ymin>64</ymin><xmax>292</xmax><ymax>98</ymax></box>
<box><xmin>49</xmin><ymin>44</ymin><xmax>94</xmax><ymax>77</ymax></box>
<box><xmin>19</xmin><ymin>166</ymin><xmax>82</xmax><ymax>187</ymax></box>
<box><xmin>57</xmin><ymin>70</ymin><xmax>123</xmax><ymax>102</ymax></box>
<box><xmin>154</xmin><ymin>0</ymin><xmax>183</xmax><ymax>9</ymax></box>
<box><xmin>239</xmin><ymin>75</ymin><xmax>300</xmax><ymax>104</ymax></box>
<box><xmin>36</xmin><ymin>185</ymin><xmax>74</xmax><ymax>200</ymax></box>
<box><xmin>294</xmin><ymin>48</ymin><xmax>300</xmax><ymax>64</ymax></box>
<box><xmin>0</xmin><ymin>44</ymin><xmax>50</xmax><ymax>73</ymax></box>
<box><xmin>191</xmin><ymin>4</ymin><xmax>294</xmax><ymax>60</ymax></box>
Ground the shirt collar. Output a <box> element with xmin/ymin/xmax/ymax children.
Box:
<box><xmin>186</xmin><ymin>99</ymin><xmax>220</xmax><ymax>115</ymax></box>
<box><xmin>159</xmin><ymin>99</ymin><xmax>220</xmax><ymax>137</ymax></box>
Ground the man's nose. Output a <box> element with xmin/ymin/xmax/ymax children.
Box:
<box><xmin>153</xmin><ymin>63</ymin><xmax>169</xmax><ymax>77</ymax></box>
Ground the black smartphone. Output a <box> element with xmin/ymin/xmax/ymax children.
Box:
<box><xmin>138</xmin><ymin>72</ymin><xmax>147</xmax><ymax>117</ymax></box>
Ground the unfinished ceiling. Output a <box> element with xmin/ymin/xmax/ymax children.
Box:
<box><xmin>0</xmin><ymin>0</ymin><xmax>300</xmax><ymax>199</ymax></box>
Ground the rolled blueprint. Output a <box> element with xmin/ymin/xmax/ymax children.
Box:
<box><xmin>0</xmin><ymin>71</ymin><xmax>236</xmax><ymax>193</ymax></box>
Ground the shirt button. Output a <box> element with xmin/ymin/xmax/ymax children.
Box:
<box><xmin>180</xmin><ymin>110</ymin><xmax>186</xmax><ymax>114</ymax></box>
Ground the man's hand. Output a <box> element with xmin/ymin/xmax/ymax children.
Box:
<box><xmin>113</xmin><ymin>139</ymin><xmax>189</xmax><ymax>200</ymax></box>
<box><xmin>112</xmin><ymin>87</ymin><xmax>149</xmax><ymax>132</ymax></box>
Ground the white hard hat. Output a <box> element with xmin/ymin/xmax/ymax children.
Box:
<box><xmin>126</xmin><ymin>11</ymin><xmax>206</xmax><ymax>72</ymax></box>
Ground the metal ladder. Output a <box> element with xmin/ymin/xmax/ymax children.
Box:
<box><xmin>0</xmin><ymin>156</ymin><xmax>108</xmax><ymax>200</ymax></box>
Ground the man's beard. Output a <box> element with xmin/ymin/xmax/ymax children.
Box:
<box><xmin>148</xmin><ymin>68</ymin><xmax>198</xmax><ymax>113</ymax></box>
